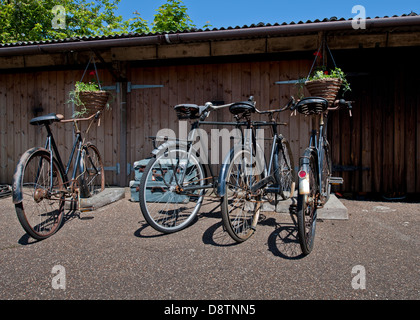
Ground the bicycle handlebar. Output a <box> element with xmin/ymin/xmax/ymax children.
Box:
<box><xmin>328</xmin><ymin>99</ymin><xmax>353</xmax><ymax>116</ymax></box>
<box><xmin>255</xmin><ymin>96</ymin><xmax>295</xmax><ymax>115</ymax></box>
<box><xmin>59</xmin><ymin>110</ymin><xmax>102</xmax><ymax>123</ymax></box>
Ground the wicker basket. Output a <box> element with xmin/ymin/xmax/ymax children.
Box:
<box><xmin>305</xmin><ymin>78</ymin><xmax>342</xmax><ymax>106</ymax></box>
<box><xmin>78</xmin><ymin>91</ymin><xmax>110</xmax><ymax>114</ymax></box>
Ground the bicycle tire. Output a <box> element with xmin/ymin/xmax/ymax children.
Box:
<box><xmin>14</xmin><ymin>148</ymin><xmax>65</xmax><ymax>240</ymax></box>
<box><xmin>221</xmin><ymin>148</ymin><xmax>263</xmax><ymax>243</ymax></box>
<box><xmin>274</xmin><ymin>137</ymin><xmax>295</xmax><ymax>200</ymax></box>
<box><xmin>139</xmin><ymin>145</ymin><xmax>205</xmax><ymax>233</ymax></box>
<box><xmin>296</xmin><ymin>151</ymin><xmax>318</xmax><ymax>255</ymax></box>
<box><xmin>321</xmin><ymin>140</ymin><xmax>332</xmax><ymax>204</ymax></box>
<box><xmin>79</xmin><ymin>143</ymin><xmax>105</xmax><ymax>198</ymax></box>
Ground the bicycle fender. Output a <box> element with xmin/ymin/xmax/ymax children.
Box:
<box><xmin>216</xmin><ymin>147</ymin><xmax>236</xmax><ymax>197</ymax></box>
<box><xmin>298</xmin><ymin>148</ymin><xmax>317</xmax><ymax>195</ymax></box>
<box><xmin>151</xmin><ymin>140</ymin><xmax>188</xmax><ymax>157</ymax></box>
<box><xmin>12</xmin><ymin>147</ymin><xmax>48</xmax><ymax>204</ymax></box>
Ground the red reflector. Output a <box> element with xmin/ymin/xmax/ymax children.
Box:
<box><xmin>298</xmin><ymin>170</ymin><xmax>307</xmax><ymax>178</ymax></box>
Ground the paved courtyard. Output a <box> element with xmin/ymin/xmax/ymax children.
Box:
<box><xmin>0</xmin><ymin>189</ymin><xmax>419</xmax><ymax>301</ymax></box>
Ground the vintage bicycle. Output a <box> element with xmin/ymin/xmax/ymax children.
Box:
<box><xmin>138</xmin><ymin>101</ymin><xmax>247</xmax><ymax>234</ymax></box>
<box><xmin>292</xmin><ymin>97</ymin><xmax>352</xmax><ymax>255</ymax></box>
<box><xmin>12</xmin><ymin>111</ymin><xmax>105</xmax><ymax>240</ymax></box>
<box><xmin>217</xmin><ymin>97</ymin><xmax>295</xmax><ymax>243</ymax></box>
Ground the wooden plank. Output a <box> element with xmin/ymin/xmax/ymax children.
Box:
<box><xmin>20</xmin><ymin>73</ymin><xmax>29</xmax><ymax>161</ymax></box>
<box><xmin>241</xmin><ymin>62</ymin><xmax>251</xmax><ymax>102</ymax></box>
<box><xmin>371</xmin><ymin>76</ymin><xmax>383</xmax><ymax>193</ymax></box>
<box><xmin>268</xmin><ymin>60</ymin><xmax>280</xmax><ymax>110</ymax></box>
<box><xmin>404</xmin><ymin>74</ymin><xmax>416</xmax><ymax>193</ymax></box>
<box><xmin>13</xmin><ymin>73</ymin><xmax>22</xmax><ymax>163</ymax></box>
<box><xmin>417</xmin><ymin>90</ymin><xmax>420</xmax><ymax>193</ymax></box>
<box><xmin>350</xmin><ymin>88</ymin><xmax>361</xmax><ymax>193</ymax></box>
<box><xmin>211</xmin><ymin>39</ymin><xmax>266</xmax><ymax>56</ymax></box>
<box><xmin>0</xmin><ymin>75</ymin><xmax>6</xmax><ymax>182</ymax></box>
<box><xmin>158</xmin><ymin>43</ymin><xmax>210</xmax><ymax>59</ymax></box>
<box><xmin>328</xmin><ymin>33</ymin><xmax>388</xmax><ymax>50</ymax></box>
<box><xmin>111</xmin><ymin>45</ymin><xmax>156</xmax><ymax>61</ymax></box>
<box><xmin>393</xmin><ymin>70</ymin><xmax>405</xmax><ymax>193</ymax></box>
<box><xmin>0</xmin><ymin>56</ymin><xmax>24</xmax><ymax>69</ymax></box>
<box><xmin>360</xmin><ymin>77</ymin><xmax>372</xmax><ymax>193</ymax></box>
<box><xmin>268</xmin><ymin>35</ymin><xmax>317</xmax><ymax>53</ymax></box>
<box><xmin>382</xmin><ymin>77</ymin><xmax>394</xmax><ymax>194</ymax></box>
<box><xmin>231</xmin><ymin>62</ymin><xmax>242</xmax><ymax>103</ymax></box>
<box><xmin>6</xmin><ymin>73</ymin><xmax>15</xmax><ymax>182</ymax></box>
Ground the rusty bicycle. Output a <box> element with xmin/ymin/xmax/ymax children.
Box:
<box><xmin>12</xmin><ymin>111</ymin><xmax>105</xmax><ymax>240</ymax></box>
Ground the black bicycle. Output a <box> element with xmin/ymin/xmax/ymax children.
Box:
<box><xmin>12</xmin><ymin>111</ymin><xmax>105</xmax><ymax>240</ymax></box>
<box><xmin>217</xmin><ymin>96</ymin><xmax>295</xmax><ymax>242</ymax></box>
<box><xmin>292</xmin><ymin>97</ymin><xmax>352</xmax><ymax>255</ymax></box>
<box><xmin>138</xmin><ymin>101</ymin><xmax>244</xmax><ymax>233</ymax></box>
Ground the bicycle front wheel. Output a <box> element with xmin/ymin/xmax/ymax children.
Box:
<box><xmin>139</xmin><ymin>145</ymin><xmax>205</xmax><ymax>233</ymax></box>
<box><xmin>275</xmin><ymin>137</ymin><xmax>295</xmax><ymax>200</ymax></box>
<box><xmin>14</xmin><ymin>148</ymin><xmax>65</xmax><ymax>240</ymax></box>
<box><xmin>221</xmin><ymin>148</ymin><xmax>263</xmax><ymax>243</ymax></box>
<box><xmin>80</xmin><ymin>143</ymin><xmax>105</xmax><ymax>198</ymax></box>
<box><xmin>297</xmin><ymin>152</ymin><xmax>318</xmax><ymax>255</ymax></box>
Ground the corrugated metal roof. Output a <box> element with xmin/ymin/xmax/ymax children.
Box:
<box><xmin>1</xmin><ymin>12</ymin><xmax>418</xmax><ymax>48</ymax></box>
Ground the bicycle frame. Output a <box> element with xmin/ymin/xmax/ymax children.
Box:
<box><xmin>42</xmin><ymin>120</ymin><xmax>98</xmax><ymax>194</ymax></box>
<box><xmin>150</xmin><ymin>110</ymin><xmax>247</xmax><ymax>194</ymax></box>
<box><xmin>303</xmin><ymin>113</ymin><xmax>329</xmax><ymax>201</ymax></box>
<box><xmin>217</xmin><ymin>117</ymin><xmax>289</xmax><ymax>197</ymax></box>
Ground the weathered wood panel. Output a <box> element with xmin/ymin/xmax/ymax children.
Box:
<box><xmin>0</xmin><ymin>68</ymin><xmax>119</xmax><ymax>186</ymax></box>
<box><xmin>1</xmin><ymin>48</ymin><xmax>420</xmax><ymax>196</ymax></box>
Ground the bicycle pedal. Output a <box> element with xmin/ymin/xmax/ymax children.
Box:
<box><xmin>329</xmin><ymin>177</ymin><xmax>344</xmax><ymax>185</ymax></box>
<box><xmin>265</xmin><ymin>184</ymin><xmax>280</xmax><ymax>193</ymax></box>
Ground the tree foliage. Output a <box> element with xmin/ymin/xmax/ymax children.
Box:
<box><xmin>0</xmin><ymin>0</ymin><xmax>208</xmax><ymax>44</ymax></box>
<box><xmin>151</xmin><ymin>0</ymin><xmax>195</xmax><ymax>33</ymax></box>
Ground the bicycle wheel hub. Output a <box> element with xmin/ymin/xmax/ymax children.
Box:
<box><xmin>33</xmin><ymin>188</ymin><xmax>48</xmax><ymax>203</ymax></box>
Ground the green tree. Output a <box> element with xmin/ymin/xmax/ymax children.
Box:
<box><xmin>151</xmin><ymin>0</ymin><xmax>196</xmax><ymax>33</ymax></box>
<box><xmin>0</xmin><ymin>0</ymin><xmax>210</xmax><ymax>44</ymax></box>
<box><xmin>0</xmin><ymin>0</ymin><xmax>133</xmax><ymax>44</ymax></box>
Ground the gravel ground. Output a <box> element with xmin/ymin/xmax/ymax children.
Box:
<box><xmin>0</xmin><ymin>189</ymin><xmax>419</xmax><ymax>301</ymax></box>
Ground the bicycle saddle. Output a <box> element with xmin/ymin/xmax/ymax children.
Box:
<box><xmin>29</xmin><ymin>113</ymin><xmax>63</xmax><ymax>126</ymax></box>
<box><xmin>229</xmin><ymin>101</ymin><xmax>256</xmax><ymax>115</ymax></box>
<box><xmin>174</xmin><ymin>104</ymin><xmax>207</xmax><ymax>120</ymax></box>
<box><xmin>295</xmin><ymin>97</ymin><xmax>328</xmax><ymax>115</ymax></box>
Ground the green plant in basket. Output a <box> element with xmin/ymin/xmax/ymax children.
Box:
<box><xmin>308</xmin><ymin>67</ymin><xmax>351</xmax><ymax>93</ymax></box>
<box><xmin>68</xmin><ymin>81</ymin><xmax>110</xmax><ymax>118</ymax></box>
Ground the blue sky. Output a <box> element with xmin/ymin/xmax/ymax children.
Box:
<box><xmin>116</xmin><ymin>0</ymin><xmax>420</xmax><ymax>29</ymax></box>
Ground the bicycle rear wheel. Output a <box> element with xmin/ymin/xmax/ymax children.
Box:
<box><xmin>139</xmin><ymin>145</ymin><xmax>205</xmax><ymax>233</ymax></box>
<box><xmin>80</xmin><ymin>143</ymin><xmax>105</xmax><ymax>198</ymax></box>
<box><xmin>221</xmin><ymin>148</ymin><xmax>262</xmax><ymax>243</ymax></box>
<box><xmin>14</xmin><ymin>148</ymin><xmax>65</xmax><ymax>240</ymax></box>
<box><xmin>275</xmin><ymin>137</ymin><xmax>294</xmax><ymax>200</ymax></box>
<box><xmin>320</xmin><ymin>140</ymin><xmax>332</xmax><ymax>204</ymax></box>
<box><xmin>297</xmin><ymin>152</ymin><xmax>318</xmax><ymax>255</ymax></box>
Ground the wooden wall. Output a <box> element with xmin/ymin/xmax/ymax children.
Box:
<box><xmin>1</xmin><ymin>46</ymin><xmax>420</xmax><ymax>196</ymax></box>
<box><xmin>329</xmin><ymin>47</ymin><xmax>420</xmax><ymax>195</ymax></box>
<box><xmin>126</xmin><ymin>59</ymin><xmax>314</xmax><ymax>173</ymax></box>
<box><xmin>0</xmin><ymin>69</ymin><xmax>120</xmax><ymax>186</ymax></box>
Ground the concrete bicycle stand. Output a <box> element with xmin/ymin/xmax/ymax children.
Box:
<box><xmin>262</xmin><ymin>192</ymin><xmax>348</xmax><ymax>220</ymax></box>
<box><xmin>65</xmin><ymin>187</ymin><xmax>125</xmax><ymax>212</ymax></box>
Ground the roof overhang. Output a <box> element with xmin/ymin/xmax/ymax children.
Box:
<box><xmin>1</xmin><ymin>15</ymin><xmax>420</xmax><ymax>70</ymax></box>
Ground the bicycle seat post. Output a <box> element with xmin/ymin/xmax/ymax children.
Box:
<box><xmin>73</xmin><ymin>120</ymin><xmax>81</xmax><ymax>135</ymax></box>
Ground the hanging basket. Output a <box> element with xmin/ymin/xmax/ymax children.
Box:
<box><xmin>305</xmin><ymin>78</ymin><xmax>342</xmax><ymax>106</ymax></box>
<box><xmin>77</xmin><ymin>90</ymin><xmax>110</xmax><ymax>114</ymax></box>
